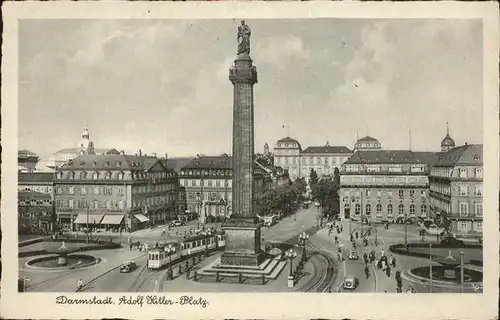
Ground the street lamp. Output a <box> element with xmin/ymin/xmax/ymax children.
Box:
<box><xmin>298</xmin><ymin>232</ymin><xmax>309</xmax><ymax>262</ymax></box>
<box><xmin>285</xmin><ymin>248</ymin><xmax>297</xmax><ymax>288</ymax></box>
<box><xmin>460</xmin><ymin>249</ymin><xmax>465</xmax><ymax>293</ymax></box>
<box><xmin>165</xmin><ymin>244</ymin><xmax>176</xmax><ymax>280</ymax></box>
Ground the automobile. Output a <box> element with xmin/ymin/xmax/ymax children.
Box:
<box><xmin>314</xmin><ymin>202</ymin><xmax>320</xmax><ymax>207</ymax></box>
<box><xmin>395</xmin><ymin>217</ymin><xmax>405</xmax><ymax>224</ymax></box>
<box><xmin>120</xmin><ymin>261</ymin><xmax>137</xmax><ymax>273</ymax></box>
<box><xmin>264</xmin><ymin>221</ymin><xmax>273</xmax><ymax>227</ymax></box>
<box><xmin>348</xmin><ymin>249</ymin><xmax>359</xmax><ymax>260</ymax></box>
<box><xmin>343</xmin><ymin>276</ymin><xmax>359</xmax><ymax>290</ymax></box>
<box><xmin>170</xmin><ymin>220</ymin><xmax>185</xmax><ymax>227</ymax></box>
<box><xmin>426</xmin><ymin>224</ymin><xmax>443</xmax><ymax>235</ymax></box>
<box><xmin>361</xmin><ymin>217</ymin><xmax>368</xmax><ymax>225</ymax></box>
<box><xmin>440</xmin><ymin>236</ymin><xmax>465</xmax><ymax>247</ymax></box>
<box><xmin>422</xmin><ymin>218</ymin><xmax>434</xmax><ymax>229</ymax></box>
<box><xmin>303</xmin><ymin>204</ymin><xmax>309</xmax><ymax>209</ymax></box>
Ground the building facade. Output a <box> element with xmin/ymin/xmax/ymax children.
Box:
<box><xmin>54</xmin><ymin>153</ymin><xmax>178</xmax><ymax>232</ymax></box>
<box><xmin>301</xmin><ymin>142</ymin><xmax>352</xmax><ymax>180</ymax></box>
<box><xmin>353</xmin><ymin>136</ymin><xmax>382</xmax><ymax>151</ymax></box>
<box><xmin>18</xmin><ymin>150</ymin><xmax>39</xmax><ymax>172</ymax></box>
<box><xmin>18</xmin><ymin>172</ymin><xmax>55</xmax><ymax>233</ymax></box>
<box><xmin>177</xmin><ymin>155</ymin><xmax>273</xmax><ymax>221</ymax></box>
<box><xmin>340</xmin><ymin>150</ymin><xmax>437</xmax><ymax>222</ymax></box>
<box><xmin>429</xmin><ymin>144</ymin><xmax>483</xmax><ymax>238</ymax></box>
<box><xmin>273</xmin><ymin>137</ymin><xmax>302</xmax><ymax>180</ymax></box>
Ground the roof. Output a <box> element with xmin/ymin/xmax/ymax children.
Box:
<box><xmin>357</xmin><ymin>136</ymin><xmax>379</xmax><ymax>143</ymax></box>
<box><xmin>182</xmin><ymin>155</ymin><xmax>232</xmax><ymax>170</ymax></box>
<box><xmin>18</xmin><ymin>172</ymin><xmax>54</xmax><ymax>183</ymax></box>
<box><xmin>276</xmin><ymin>137</ymin><xmax>302</xmax><ymax>149</ymax></box>
<box><xmin>302</xmin><ymin>146</ymin><xmax>352</xmax><ymax>154</ymax></box>
<box><xmin>441</xmin><ymin>134</ymin><xmax>456</xmax><ymax>147</ymax></box>
<box><xmin>163</xmin><ymin>157</ymin><xmax>195</xmax><ymax>173</ymax></box>
<box><xmin>57</xmin><ymin>154</ymin><xmax>162</xmax><ymax>171</ymax></box>
<box><xmin>54</xmin><ymin>148</ymin><xmax>119</xmax><ymax>155</ymax></box>
<box><xmin>18</xmin><ymin>149</ymin><xmax>39</xmax><ymax>158</ymax></box>
<box><xmin>344</xmin><ymin>150</ymin><xmax>438</xmax><ymax>165</ymax></box>
<box><xmin>434</xmin><ymin>144</ymin><xmax>483</xmax><ymax>167</ymax></box>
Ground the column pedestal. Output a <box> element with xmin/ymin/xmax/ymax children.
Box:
<box><xmin>221</xmin><ymin>218</ymin><xmax>265</xmax><ymax>266</ymax></box>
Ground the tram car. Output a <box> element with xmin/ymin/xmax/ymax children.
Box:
<box><xmin>147</xmin><ymin>232</ymin><xmax>226</xmax><ymax>270</ymax></box>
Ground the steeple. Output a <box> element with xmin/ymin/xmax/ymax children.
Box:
<box><xmin>441</xmin><ymin>122</ymin><xmax>455</xmax><ymax>152</ymax></box>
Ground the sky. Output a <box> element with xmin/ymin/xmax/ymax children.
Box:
<box><xmin>18</xmin><ymin>18</ymin><xmax>483</xmax><ymax>158</ymax></box>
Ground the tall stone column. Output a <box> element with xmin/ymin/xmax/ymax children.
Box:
<box><xmin>221</xmin><ymin>52</ymin><xmax>265</xmax><ymax>266</ymax></box>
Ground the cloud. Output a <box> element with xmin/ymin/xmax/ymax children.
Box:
<box><xmin>254</xmin><ymin>36</ymin><xmax>311</xmax><ymax>69</ymax></box>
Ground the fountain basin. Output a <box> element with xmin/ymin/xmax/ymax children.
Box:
<box><xmin>26</xmin><ymin>254</ymin><xmax>101</xmax><ymax>270</ymax></box>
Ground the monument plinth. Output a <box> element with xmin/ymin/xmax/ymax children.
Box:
<box><xmin>221</xmin><ymin>22</ymin><xmax>265</xmax><ymax>266</ymax></box>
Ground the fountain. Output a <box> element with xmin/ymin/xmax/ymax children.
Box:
<box><xmin>24</xmin><ymin>241</ymin><xmax>102</xmax><ymax>270</ymax></box>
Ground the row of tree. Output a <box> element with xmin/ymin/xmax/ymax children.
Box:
<box><xmin>309</xmin><ymin>168</ymin><xmax>341</xmax><ymax>219</ymax></box>
<box><xmin>256</xmin><ymin>177</ymin><xmax>307</xmax><ymax>217</ymax></box>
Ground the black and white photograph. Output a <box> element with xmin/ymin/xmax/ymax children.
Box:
<box><xmin>2</xmin><ymin>2</ymin><xmax>498</xmax><ymax>319</ymax></box>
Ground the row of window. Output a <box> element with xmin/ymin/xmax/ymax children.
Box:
<box><xmin>459</xmin><ymin>202</ymin><xmax>483</xmax><ymax>217</ymax></box>
<box><xmin>456</xmin><ymin>220</ymin><xmax>482</xmax><ymax>232</ymax></box>
<box><xmin>458</xmin><ymin>185</ymin><xmax>482</xmax><ymax>197</ymax></box>
<box><xmin>179</xmin><ymin>179</ymin><xmax>231</xmax><ymax>188</ymax></box>
<box><xmin>458</xmin><ymin>167</ymin><xmax>482</xmax><ymax>179</ymax></box>
<box><xmin>182</xmin><ymin>191</ymin><xmax>230</xmax><ymax>202</ymax></box>
<box><xmin>18</xmin><ymin>186</ymin><xmax>52</xmax><ymax>193</ymax></box>
<box><xmin>56</xmin><ymin>171</ymin><xmax>175</xmax><ymax>181</ymax></box>
<box><xmin>345</xmin><ymin>203</ymin><xmax>426</xmax><ymax>216</ymax></box>
<box><xmin>56</xmin><ymin>186</ymin><xmax>125</xmax><ymax>196</ymax></box>
<box><xmin>345</xmin><ymin>164</ymin><xmax>427</xmax><ymax>173</ymax></box>
<box><xmin>19</xmin><ymin>199</ymin><xmax>52</xmax><ymax>206</ymax></box>
<box><xmin>275</xmin><ymin>156</ymin><xmax>349</xmax><ymax>166</ymax></box>
<box><xmin>344</xmin><ymin>189</ymin><xmax>426</xmax><ymax>199</ymax></box>
<box><xmin>179</xmin><ymin>169</ymin><xmax>232</xmax><ymax>177</ymax></box>
<box><xmin>430</xmin><ymin>183</ymin><xmax>451</xmax><ymax>195</ymax></box>
<box><xmin>180</xmin><ymin>204</ymin><xmax>232</xmax><ymax>214</ymax></box>
<box><xmin>56</xmin><ymin>199</ymin><xmax>126</xmax><ymax>210</ymax></box>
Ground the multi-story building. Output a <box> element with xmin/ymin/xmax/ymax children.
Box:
<box><xmin>300</xmin><ymin>142</ymin><xmax>352</xmax><ymax>180</ymax></box>
<box><xmin>53</xmin><ymin>126</ymin><xmax>120</xmax><ymax>168</ymax></box>
<box><xmin>54</xmin><ymin>153</ymin><xmax>178</xmax><ymax>232</ymax></box>
<box><xmin>339</xmin><ymin>150</ymin><xmax>438</xmax><ymax>222</ymax></box>
<box><xmin>273</xmin><ymin>137</ymin><xmax>302</xmax><ymax>180</ymax></box>
<box><xmin>18</xmin><ymin>172</ymin><xmax>55</xmax><ymax>233</ymax></box>
<box><xmin>429</xmin><ymin>143</ymin><xmax>483</xmax><ymax>238</ymax></box>
<box><xmin>177</xmin><ymin>155</ymin><xmax>273</xmax><ymax>221</ymax></box>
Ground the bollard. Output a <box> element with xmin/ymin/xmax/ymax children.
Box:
<box><xmin>239</xmin><ymin>273</ymin><xmax>243</xmax><ymax>284</ymax></box>
<box><xmin>216</xmin><ymin>271</ymin><xmax>220</xmax><ymax>282</ymax></box>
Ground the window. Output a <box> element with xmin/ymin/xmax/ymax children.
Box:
<box><xmin>207</xmin><ymin>180</ymin><xmax>213</xmax><ymax>187</ymax></box>
<box><xmin>387</xmin><ymin>204</ymin><xmax>393</xmax><ymax>216</ymax></box>
<box><xmin>93</xmin><ymin>172</ymin><xmax>99</xmax><ymax>180</ymax></box>
<box><xmin>377</xmin><ymin>190</ymin><xmax>382</xmax><ymax>198</ymax></box>
<box><xmin>93</xmin><ymin>187</ymin><xmax>99</xmax><ymax>195</ymax></box>
<box><xmin>421</xmin><ymin>205</ymin><xmax>427</xmax><ymax>215</ymax></box>
<box><xmin>459</xmin><ymin>185</ymin><xmax>468</xmax><ymax>196</ymax></box>
<box><xmin>409</xmin><ymin>190</ymin><xmax>415</xmax><ymax>197</ymax></box>
<box><xmin>56</xmin><ymin>199</ymin><xmax>62</xmax><ymax>208</ymax></box>
<box><xmin>459</xmin><ymin>168</ymin><xmax>467</xmax><ymax>178</ymax></box>
<box><xmin>68</xmin><ymin>199</ymin><xmax>75</xmax><ymax>208</ymax></box>
<box><xmin>79</xmin><ymin>187</ymin><xmax>86</xmax><ymax>195</ymax></box>
<box><xmin>69</xmin><ymin>187</ymin><xmax>75</xmax><ymax>195</ymax></box>
<box><xmin>389</xmin><ymin>166</ymin><xmax>402</xmax><ymax>173</ymax></box>
<box><xmin>409</xmin><ymin>204</ymin><xmax>415</xmax><ymax>216</ymax></box>
<box><xmin>365</xmin><ymin>190</ymin><xmax>371</xmax><ymax>197</ymax></box>
<box><xmin>355</xmin><ymin>204</ymin><xmax>361</xmax><ymax>216</ymax></box>
<box><xmin>475</xmin><ymin>185</ymin><xmax>482</xmax><ymax>196</ymax></box>
<box><xmin>387</xmin><ymin>191</ymin><xmax>393</xmax><ymax>198</ymax></box>
<box><xmin>459</xmin><ymin>221</ymin><xmax>468</xmax><ymax>232</ymax></box>
<box><xmin>475</xmin><ymin>221</ymin><xmax>483</xmax><ymax>232</ymax></box>
<box><xmin>118</xmin><ymin>172</ymin><xmax>124</xmax><ymax>180</ymax></box>
<box><xmin>420</xmin><ymin>190</ymin><xmax>426</xmax><ymax>198</ymax></box>
<box><xmin>118</xmin><ymin>187</ymin><xmax>124</xmax><ymax>196</ymax></box>
<box><xmin>365</xmin><ymin>204</ymin><xmax>371</xmax><ymax>216</ymax></box>
<box><xmin>376</xmin><ymin>204</ymin><xmax>382</xmax><ymax>216</ymax></box>
<box><xmin>80</xmin><ymin>172</ymin><xmax>87</xmax><ymax>180</ymax></box>
<box><xmin>459</xmin><ymin>202</ymin><xmax>469</xmax><ymax>216</ymax></box>
<box><xmin>398</xmin><ymin>204</ymin><xmax>404</xmax><ymax>215</ymax></box>
<box><xmin>475</xmin><ymin>168</ymin><xmax>483</xmax><ymax>178</ymax></box>
<box><xmin>399</xmin><ymin>190</ymin><xmax>404</xmax><ymax>198</ymax></box>
<box><xmin>475</xmin><ymin>203</ymin><xmax>483</xmax><ymax>217</ymax></box>
<box><xmin>216</xmin><ymin>180</ymin><xmax>221</xmax><ymax>187</ymax></box>
<box><xmin>56</xmin><ymin>186</ymin><xmax>63</xmax><ymax>194</ymax></box>
<box><xmin>106</xmin><ymin>201</ymin><xmax>112</xmax><ymax>210</ymax></box>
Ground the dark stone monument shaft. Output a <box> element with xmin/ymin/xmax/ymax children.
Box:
<box><xmin>221</xmin><ymin>24</ymin><xmax>265</xmax><ymax>266</ymax></box>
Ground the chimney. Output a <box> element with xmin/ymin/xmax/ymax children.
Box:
<box><xmin>465</xmin><ymin>142</ymin><xmax>468</xmax><ymax>146</ymax></box>
<box><xmin>139</xmin><ymin>149</ymin><xmax>142</xmax><ymax>156</ymax></box>
<box><xmin>165</xmin><ymin>152</ymin><xmax>168</xmax><ymax>160</ymax></box>
<box><xmin>152</xmin><ymin>152</ymin><xmax>157</xmax><ymax>157</ymax></box>
<box><xmin>121</xmin><ymin>150</ymin><xmax>125</xmax><ymax>155</ymax></box>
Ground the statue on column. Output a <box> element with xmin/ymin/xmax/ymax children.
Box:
<box><xmin>237</xmin><ymin>20</ymin><xmax>251</xmax><ymax>55</ymax></box>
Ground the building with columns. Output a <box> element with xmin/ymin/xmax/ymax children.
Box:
<box><xmin>53</xmin><ymin>153</ymin><xmax>178</xmax><ymax>232</ymax></box>
<box><xmin>429</xmin><ymin>143</ymin><xmax>483</xmax><ymax>239</ymax></box>
<box><xmin>177</xmin><ymin>155</ymin><xmax>273</xmax><ymax>221</ymax></box>
<box><xmin>339</xmin><ymin>150</ymin><xmax>438</xmax><ymax>222</ymax></box>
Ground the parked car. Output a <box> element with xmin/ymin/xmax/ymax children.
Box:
<box><xmin>120</xmin><ymin>261</ymin><xmax>137</xmax><ymax>273</ymax></box>
<box><xmin>303</xmin><ymin>204</ymin><xmax>309</xmax><ymax>209</ymax></box>
<box><xmin>348</xmin><ymin>250</ymin><xmax>359</xmax><ymax>260</ymax></box>
<box><xmin>395</xmin><ymin>217</ymin><xmax>405</xmax><ymax>224</ymax></box>
<box><xmin>440</xmin><ymin>236</ymin><xmax>465</xmax><ymax>247</ymax></box>
<box><xmin>170</xmin><ymin>220</ymin><xmax>185</xmax><ymax>227</ymax></box>
<box><xmin>343</xmin><ymin>276</ymin><xmax>359</xmax><ymax>290</ymax></box>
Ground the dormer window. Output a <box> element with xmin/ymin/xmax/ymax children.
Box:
<box><xmin>104</xmin><ymin>161</ymin><xmax>110</xmax><ymax>167</ymax></box>
<box><xmin>92</xmin><ymin>172</ymin><xmax>99</xmax><ymax>180</ymax></box>
<box><xmin>117</xmin><ymin>162</ymin><xmax>121</xmax><ymax>168</ymax></box>
<box><xmin>80</xmin><ymin>162</ymin><xmax>85</xmax><ymax>167</ymax></box>
<box><xmin>459</xmin><ymin>168</ymin><xmax>467</xmax><ymax>179</ymax></box>
<box><xmin>475</xmin><ymin>168</ymin><xmax>483</xmax><ymax>178</ymax></box>
<box><xmin>105</xmin><ymin>171</ymin><xmax>112</xmax><ymax>180</ymax></box>
<box><xmin>118</xmin><ymin>172</ymin><xmax>124</xmax><ymax>180</ymax></box>
<box><xmin>68</xmin><ymin>171</ymin><xmax>75</xmax><ymax>180</ymax></box>
<box><xmin>80</xmin><ymin>172</ymin><xmax>87</xmax><ymax>180</ymax></box>
<box><xmin>57</xmin><ymin>172</ymin><xmax>63</xmax><ymax>179</ymax></box>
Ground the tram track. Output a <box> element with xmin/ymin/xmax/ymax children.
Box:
<box><xmin>304</xmin><ymin>242</ymin><xmax>337</xmax><ymax>292</ymax></box>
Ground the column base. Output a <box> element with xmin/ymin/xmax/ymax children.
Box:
<box><xmin>221</xmin><ymin>218</ymin><xmax>265</xmax><ymax>266</ymax></box>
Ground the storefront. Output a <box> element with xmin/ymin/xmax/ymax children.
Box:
<box><xmin>100</xmin><ymin>214</ymin><xmax>125</xmax><ymax>232</ymax></box>
<box><xmin>73</xmin><ymin>213</ymin><xmax>104</xmax><ymax>231</ymax></box>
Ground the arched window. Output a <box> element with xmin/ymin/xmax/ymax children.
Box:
<box><xmin>92</xmin><ymin>172</ymin><xmax>99</xmax><ymax>180</ymax></box>
<box><xmin>68</xmin><ymin>171</ymin><xmax>75</xmax><ymax>180</ymax></box>
<box><xmin>459</xmin><ymin>168</ymin><xmax>467</xmax><ymax>178</ymax></box>
<box><xmin>365</xmin><ymin>204</ymin><xmax>371</xmax><ymax>216</ymax></box>
<box><xmin>387</xmin><ymin>204</ymin><xmax>393</xmax><ymax>216</ymax></box>
<box><xmin>118</xmin><ymin>171</ymin><xmax>124</xmax><ymax>180</ymax></box>
<box><xmin>421</xmin><ymin>205</ymin><xmax>427</xmax><ymax>215</ymax></box>
<box><xmin>376</xmin><ymin>204</ymin><xmax>382</xmax><ymax>216</ymax></box>
<box><xmin>398</xmin><ymin>204</ymin><xmax>404</xmax><ymax>215</ymax></box>
<box><xmin>410</xmin><ymin>204</ymin><xmax>415</xmax><ymax>216</ymax></box>
<box><xmin>105</xmin><ymin>171</ymin><xmax>112</xmax><ymax>180</ymax></box>
<box><xmin>80</xmin><ymin>172</ymin><xmax>87</xmax><ymax>180</ymax></box>
<box><xmin>57</xmin><ymin>172</ymin><xmax>63</xmax><ymax>179</ymax></box>
<box><xmin>355</xmin><ymin>204</ymin><xmax>361</xmax><ymax>216</ymax></box>
<box><xmin>475</xmin><ymin>168</ymin><xmax>482</xmax><ymax>178</ymax></box>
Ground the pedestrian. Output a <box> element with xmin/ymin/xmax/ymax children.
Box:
<box><xmin>129</xmin><ymin>243</ymin><xmax>132</xmax><ymax>251</ymax></box>
<box><xmin>334</xmin><ymin>236</ymin><xmax>338</xmax><ymax>244</ymax></box>
<box><xmin>77</xmin><ymin>279</ymin><xmax>83</xmax><ymax>291</ymax></box>
<box><xmin>364</xmin><ymin>265</ymin><xmax>370</xmax><ymax>279</ymax></box>
<box><xmin>380</xmin><ymin>248</ymin><xmax>385</xmax><ymax>257</ymax></box>
<box><xmin>386</xmin><ymin>266</ymin><xmax>391</xmax><ymax>278</ymax></box>
<box><xmin>355</xmin><ymin>231</ymin><xmax>359</xmax><ymax>239</ymax></box>
<box><xmin>374</xmin><ymin>259</ymin><xmax>379</xmax><ymax>269</ymax></box>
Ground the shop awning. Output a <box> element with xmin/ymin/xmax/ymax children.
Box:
<box><xmin>101</xmin><ymin>214</ymin><xmax>125</xmax><ymax>225</ymax></box>
<box><xmin>74</xmin><ymin>213</ymin><xmax>104</xmax><ymax>224</ymax></box>
<box><xmin>134</xmin><ymin>214</ymin><xmax>150</xmax><ymax>222</ymax></box>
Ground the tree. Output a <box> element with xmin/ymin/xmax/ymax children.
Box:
<box><xmin>311</xmin><ymin>176</ymin><xmax>340</xmax><ymax>219</ymax></box>
<box><xmin>309</xmin><ymin>169</ymin><xmax>318</xmax><ymax>190</ymax></box>
<box><xmin>292</xmin><ymin>177</ymin><xmax>307</xmax><ymax>202</ymax></box>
